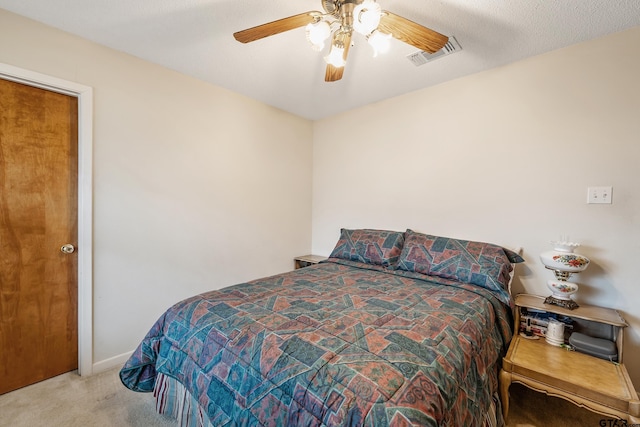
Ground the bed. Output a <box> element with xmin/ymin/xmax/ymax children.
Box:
<box><xmin>120</xmin><ymin>229</ymin><xmax>523</xmax><ymax>426</ymax></box>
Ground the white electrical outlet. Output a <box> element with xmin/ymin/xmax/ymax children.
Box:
<box><xmin>587</xmin><ymin>186</ymin><xmax>612</xmax><ymax>204</ymax></box>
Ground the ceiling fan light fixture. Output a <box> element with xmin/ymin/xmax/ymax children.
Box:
<box><xmin>305</xmin><ymin>20</ymin><xmax>332</xmax><ymax>51</ymax></box>
<box><xmin>324</xmin><ymin>41</ymin><xmax>346</xmax><ymax>67</ymax></box>
<box><xmin>353</xmin><ymin>0</ymin><xmax>382</xmax><ymax>36</ymax></box>
<box><xmin>367</xmin><ymin>30</ymin><xmax>391</xmax><ymax>56</ymax></box>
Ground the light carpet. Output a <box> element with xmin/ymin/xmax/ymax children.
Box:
<box><xmin>0</xmin><ymin>367</ymin><xmax>606</xmax><ymax>426</ymax></box>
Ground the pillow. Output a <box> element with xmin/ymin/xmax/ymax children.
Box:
<box><xmin>395</xmin><ymin>230</ymin><xmax>524</xmax><ymax>293</ymax></box>
<box><xmin>328</xmin><ymin>229</ymin><xmax>405</xmax><ymax>267</ymax></box>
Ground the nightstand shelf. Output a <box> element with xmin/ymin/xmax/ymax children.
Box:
<box><xmin>294</xmin><ymin>255</ymin><xmax>327</xmax><ymax>269</ymax></box>
<box><xmin>500</xmin><ymin>294</ymin><xmax>639</xmax><ymax>423</ymax></box>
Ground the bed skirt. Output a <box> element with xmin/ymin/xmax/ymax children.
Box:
<box><xmin>153</xmin><ymin>372</ymin><xmax>503</xmax><ymax>427</ymax></box>
<box><xmin>154</xmin><ymin>373</ymin><xmax>214</xmax><ymax>427</ymax></box>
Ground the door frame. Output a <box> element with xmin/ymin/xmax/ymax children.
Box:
<box><xmin>0</xmin><ymin>62</ymin><xmax>93</xmax><ymax>376</ymax></box>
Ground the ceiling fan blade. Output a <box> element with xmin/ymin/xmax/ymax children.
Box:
<box><xmin>378</xmin><ymin>11</ymin><xmax>448</xmax><ymax>53</ymax></box>
<box><xmin>234</xmin><ymin>12</ymin><xmax>320</xmax><ymax>43</ymax></box>
<box><xmin>325</xmin><ymin>64</ymin><xmax>343</xmax><ymax>82</ymax></box>
<box><xmin>325</xmin><ymin>31</ymin><xmax>352</xmax><ymax>82</ymax></box>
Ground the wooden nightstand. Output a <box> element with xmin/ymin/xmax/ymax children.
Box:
<box><xmin>294</xmin><ymin>255</ymin><xmax>327</xmax><ymax>269</ymax></box>
<box><xmin>500</xmin><ymin>294</ymin><xmax>639</xmax><ymax>423</ymax></box>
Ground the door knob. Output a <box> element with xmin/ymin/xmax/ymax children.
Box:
<box><xmin>60</xmin><ymin>244</ymin><xmax>75</xmax><ymax>254</ymax></box>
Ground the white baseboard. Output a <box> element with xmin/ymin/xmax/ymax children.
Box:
<box><xmin>91</xmin><ymin>351</ymin><xmax>134</xmax><ymax>375</ymax></box>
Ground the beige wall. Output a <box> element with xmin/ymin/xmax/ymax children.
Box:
<box><xmin>313</xmin><ymin>27</ymin><xmax>640</xmax><ymax>385</ymax></box>
<box><xmin>0</xmin><ymin>10</ymin><xmax>313</xmax><ymax>365</ymax></box>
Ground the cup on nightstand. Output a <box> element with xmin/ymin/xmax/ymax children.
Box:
<box><xmin>546</xmin><ymin>319</ymin><xmax>565</xmax><ymax>346</ymax></box>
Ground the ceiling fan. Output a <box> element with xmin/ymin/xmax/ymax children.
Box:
<box><xmin>233</xmin><ymin>0</ymin><xmax>448</xmax><ymax>82</ymax></box>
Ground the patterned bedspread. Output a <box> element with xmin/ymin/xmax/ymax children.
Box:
<box><xmin>120</xmin><ymin>259</ymin><xmax>513</xmax><ymax>426</ymax></box>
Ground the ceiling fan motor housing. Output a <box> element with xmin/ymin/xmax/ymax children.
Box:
<box><xmin>323</xmin><ymin>0</ymin><xmax>363</xmax><ymax>18</ymax></box>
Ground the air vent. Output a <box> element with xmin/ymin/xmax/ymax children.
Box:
<box><xmin>407</xmin><ymin>36</ymin><xmax>462</xmax><ymax>67</ymax></box>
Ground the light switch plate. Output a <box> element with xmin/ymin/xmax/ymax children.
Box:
<box><xmin>587</xmin><ymin>186</ymin><xmax>612</xmax><ymax>204</ymax></box>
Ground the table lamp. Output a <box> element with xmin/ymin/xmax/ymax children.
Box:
<box><xmin>539</xmin><ymin>240</ymin><xmax>590</xmax><ymax>310</ymax></box>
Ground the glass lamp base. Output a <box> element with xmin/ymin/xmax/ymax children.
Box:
<box><xmin>544</xmin><ymin>295</ymin><xmax>579</xmax><ymax>310</ymax></box>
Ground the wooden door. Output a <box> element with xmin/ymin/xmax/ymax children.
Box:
<box><xmin>0</xmin><ymin>78</ymin><xmax>78</xmax><ymax>394</ymax></box>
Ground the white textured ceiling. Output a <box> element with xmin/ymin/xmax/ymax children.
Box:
<box><xmin>1</xmin><ymin>1</ymin><xmax>639</xmax><ymax>120</ymax></box>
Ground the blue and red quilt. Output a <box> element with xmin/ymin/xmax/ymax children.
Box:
<box><xmin>120</xmin><ymin>259</ymin><xmax>513</xmax><ymax>426</ymax></box>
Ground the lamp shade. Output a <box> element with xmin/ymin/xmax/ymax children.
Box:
<box><xmin>367</xmin><ymin>30</ymin><xmax>391</xmax><ymax>56</ymax></box>
<box><xmin>324</xmin><ymin>44</ymin><xmax>346</xmax><ymax>67</ymax></box>
<box><xmin>306</xmin><ymin>21</ymin><xmax>331</xmax><ymax>51</ymax></box>
<box><xmin>353</xmin><ymin>0</ymin><xmax>382</xmax><ymax>35</ymax></box>
<box><xmin>540</xmin><ymin>241</ymin><xmax>590</xmax><ymax>274</ymax></box>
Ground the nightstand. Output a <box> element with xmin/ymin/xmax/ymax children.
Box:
<box><xmin>500</xmin><ymin>294</ymin><xmax>639</xmax><ymax>423</ymax></box>
<box><xmin>294</xmin><ymin>255</ymin><xmax>327</xmax><ymax>269</ymax></box>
